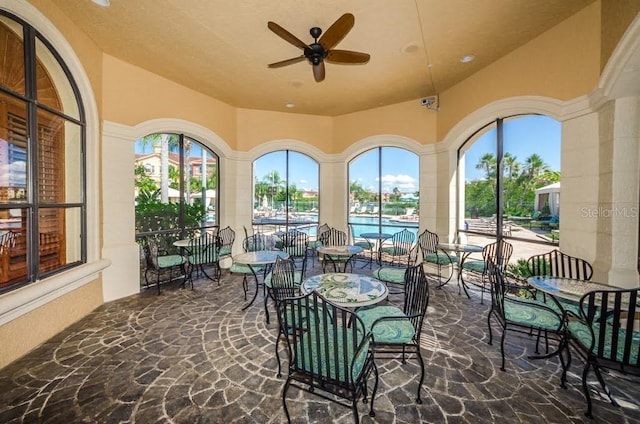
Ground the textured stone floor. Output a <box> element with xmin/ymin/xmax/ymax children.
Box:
<box><xmin>1</xmin><ymin>260</ymin><xmax>639</xmax><ymax>423</ymax></box>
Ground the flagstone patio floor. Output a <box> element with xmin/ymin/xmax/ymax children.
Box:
<box><xmin>1</xmin><ymin>260</ymin><xmax>639</xmax><ymax>423</ymax></box>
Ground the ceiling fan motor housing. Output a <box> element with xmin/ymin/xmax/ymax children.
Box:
<box><xmin>305</xmin><ymin>43</ymin><xmax>327</xmax><ymax>65</ymax></box>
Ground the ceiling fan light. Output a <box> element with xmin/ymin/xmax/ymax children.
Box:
<box><xmin>285</xmin><ymin>103</ymin><xmax>295</xmax><ymax>108</ymax></box>
<box><xmin>91</xmin><ymin>0</ymin><xmax>111</xmax><ymax>6</ymax></box>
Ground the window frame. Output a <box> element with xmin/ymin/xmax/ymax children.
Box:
<box><xmin>0</xmin><ymin>10</ymin><xmax>87</xmax><ymax>293</ymax></box>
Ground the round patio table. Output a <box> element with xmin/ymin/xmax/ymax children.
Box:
<box><xmin>436</xmin><ymin>242</ymin><xmax>483</xmax><ymax>298</ymax></box>
<box><xmin>316</xmin><ymin>245</ymin><xmax>363</xmax><ymax>272</ymax></box>
<box><xmin>233</xmin><ymin>250</ymin><xmax>289</xmax><ymax>310</ymax></box>
<box><xmin>301</xmin><ymin>273</ymin><xmax>388</xmax><ymax>308</ymax></box>
<box><xmin>360</xmin><ymin>232</ymin><xmax>393</xmax><ymax>267</ymax></box>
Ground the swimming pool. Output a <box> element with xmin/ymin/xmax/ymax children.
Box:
<box><xmin>348</xmin><ymin>215</ymin><xmax>419</xmax><ymax>239</ymax></box>
<box><xmin>255</xmin><ymin>214</ymin><xmax>419</xmax><ymax>239</ymax></box>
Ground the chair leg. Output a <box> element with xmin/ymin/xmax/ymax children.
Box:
<box><xmin>282</xmin><ymin>378</ymin><xmax>292</xmax><ymax>423</ymax></box>
<box><xmin>500</xmin><ymin>325</ymin><xmax>507</xmax><ymax>371</ymax></box>
<box><xmin>559</xmin><ymin>337</ymin><xmax>571</xmax><ymax>389</ymax></box>
<box><xmin>415</xmin><ymin>349</ymin><xmax>425</xmax><ymax>404</ymax></box>
<box><xmin>593</xmin><ymin>364</ymin><xmax>618</xmax><ymax>406</ymax></box>
<box><xmin>487</xmin><ymin>310</ymin><xmax>494</xmax><ymax>345</ymax></box>
<box><xmin>275</xmin><ymin>331</ymin><xmax>283</xmax><ymax>378</ymax></box>
<box><xmin>368</xmin><ymin>363</ymin><xmax>378</xmax><ymax>418</ymax></box>
<box><xmin>351</xmin><ymin>399</ymin><xmax>360</xmax><ymax>424</ymax></box>
<box><xmin>263</xmin><ymin>289</ymin><xmax>271</xmax><ymax>325</ymax></box>
<box><xmin>582</xmin><ymin>362</ymin><xmax>594</xmax><ymax>418</ymax></box>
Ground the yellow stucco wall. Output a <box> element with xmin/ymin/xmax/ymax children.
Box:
<box><xmin>101</xmin><ymin>55</ymin><xmax>238</xmax><ymax>147</ymax></box>
<box><xmin>333</xmin><ymin>100</ymin><xmax>439</xmax><ymax>152</ymax></box>
<box><xmin>236</xmin><ymin>109</ymin><xmax>333</xmax><ymax>152</ymax></box>
<box><xmin>0</xmin><ymin>279</ymin><xmax>103</xmax><ymax>367</ymax></box>
<box><xmin>437</xmin><ymin>2</ymin><xmax>601</xmax><ymax>140</ymax></box>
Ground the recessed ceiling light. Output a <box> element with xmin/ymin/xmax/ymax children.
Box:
<box><xmin>401</xmin><ymin>43</ymin><xmax>419</xmax><ymax>54</ymax></box>
<box><xmin>91</xmin><ymin>0</ymin><xmax>110</xmax><ymax>7</ymax></box>
<box><xmin>460</xmin><ymin>54</ymin><xmax>475</xmax><ymax>63</ymax></box>
<box><xmin>285</xmin><ymin>103</ymin><xmax>295</xmax><ymax>108</ymax></box>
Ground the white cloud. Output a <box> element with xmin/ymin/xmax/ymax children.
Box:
<box><xmin>381</xmin><ymin>174</ymin><xmax>416</xmax><ymax>192</ymax></box>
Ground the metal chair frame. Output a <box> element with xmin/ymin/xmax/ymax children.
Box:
<box><xmin>278</xmin><ymin>290</ymin><xmax>378</xmax><ymax>423</ymax></box>
<box><xmin>563</xmin><ymin>288</ymin><xmax>640</xmax><ymax>418</ymax></box>
<box><xmin>357</xmin><ymin>263</ymin><xmax>430</xmax><ymax>403</ymax></box>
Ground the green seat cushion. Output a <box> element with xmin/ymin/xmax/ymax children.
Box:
<box><xmin>540</xmin><ymin>296</ymin><xmax>582</xmax><ymax>317</ymax></box>
<box><xmin>373</xmin><ymin>267</ymin><xmax>405</xmax><ymax>284</ymax></box>
<box><xmin>503</xmin><ymin>297</ymin><xmax>562</xmax><ymax>330</ymax></box>
<box><xmin>461</xmin><ymin>260</ymin><xmax>486</xmax><ymax>273</ymax></box>
<box><xmin>424</xmin><ymin>252</ymin><xmax>458</xmax><ymax>265</ymax></box>
<box><xmin>219</xmin><ymin>247</ymin><xmax>232</xmax><ymax>257</ymax></box>
<box><xmin>568</xmin><ymin>320</ymin><xmax>640</xmax><ymax>365</ymax></box>
<box><xmin>380</xmin><ymin>246</ymin><xmax>409</xmax><ymax>256</ymax></box>
<box><xmin>294</xmin><ymin>324</ymin><xmax>369</xmax><ymax>382</ymax></box>
<box><xmin>264</xmin><ymin>270</ymin><xmax>303</xmax><ymax>288</ymax></box>
<box><xmin>230</xmin><ymin>263</ymin><xmax>263</xmax><ymax>274</ymax></box>
<box><xmin>157</xmin><ymin>254</ymin><xmax>186</xmax><ymax>269</ymax></box>
<box><xmin>188</xmin><ymin>250</ymin><xmax>219</xmax><ymax>265</ymax></box>
<box><xmin>357</xmin><ymin>305</ymin><xmax>415</xmax><ymax>344</ymax></box>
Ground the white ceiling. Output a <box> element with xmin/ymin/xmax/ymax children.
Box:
<box><xmin>49</xmin><ymin>0</ymin><xmax>596</xmax><ymax>116</ymax></box>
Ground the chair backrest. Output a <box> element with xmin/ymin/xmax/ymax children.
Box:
<box><xmin>278</xmin><ymin>290</ymin><xmax>372</xmax><ymax>385</ymax></box>
<box><xmin>390</xmin><ymin>229</ymin><xmax>416</xmax><ymax>254</ymax></box>
<box><xmin>218</xmin><ymin>226</ymin><xmax>235</xmax><ymax>255</ymax></box>
<box><xmin>319</xmin><ymin>228</ymin><xmax>347</xmax><ymax>247</ymax></box>
<box><xmin>483</xmin><ymin>240</ymin><xmax>514</xmax><ymax>269</ymax></box>
<box><xmin>243</xmin><ymin>232</ymin><xmax>277</xmax><ymax>252</ymax></box>
<box><xmin>188</xmin><ymin>233</ymin><xmax>221</xmax><ymax>264</ymax></box>
<box><xmin>317</xmin><ymin>223</ymin><xmax>331</xmax><ymax>241</ymax></box>
<box><xmin>487</xmin><ymin>262</ymin><xmax>509</xmax><ymax>318</ymax></box>
<box><xmin>281</xmin><ymin>230</ymin><xmax>309</xmax><ymax>274</ymax></box>
<box><xmin>417</xmin><ymin>228</ymin><xmax>439</xmax><ymax>258</ymax></box>
<box><xmin>270</xmin><ymin>257</ymin><xmax>299</xmax><ymax>305</ymax></box>
<box><xmin>144</xmin><ymin>236</ymin><xmax>161</xmax><ymax>269</ymax></box>
<box><xmin>576</xmin><ymin>288</ymin><xmax>640</xmax><ymax>369</ymax></box>
<box><xmin>527</xmin><ymin>249</ymin><xmax>593</xmax><ymax>280</ymax></box>
<box><xmin>383</xmin><ymin>229</ymin><xmax>418</xmax><ymax>266</ymax></box>
<box><xmin>403</xmin><ymin>264</ymin><xmax>430</xmax><ymax>339</ymax></box>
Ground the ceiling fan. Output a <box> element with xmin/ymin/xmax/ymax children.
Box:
<box><xmin>267</xmin><ymin>13</ymin><xmax>370</xmax><ymax>82</ymax></box>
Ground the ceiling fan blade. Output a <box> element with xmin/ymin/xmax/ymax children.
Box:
<box><xmin>268</xmin><ymin>56</ymin><xmax>306</xmax><ymax>68</ymax></box>
<box><xmin>326</xmin><ymin>50</ymin><xmax>370</xmax><ymax>64</ymax></box>
<box><xmin>313</xmin><ymin>61</ymin><xmax>325</xmax><ymax>82</ymax></box>
<box><xmin>267</xmin><ymin>21</ymin><xmax>309</xmax><ymax>50</ymax></box>
<box><xmin>319</xmin><ymin>13</ymin><xmax>354</xmax><ymax>51</ymax></box>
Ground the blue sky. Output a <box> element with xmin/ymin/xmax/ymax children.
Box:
<box><xmin>463</xmin><ymin>115</ymin><xmax>561</xmax><ymax>181</ymax></box>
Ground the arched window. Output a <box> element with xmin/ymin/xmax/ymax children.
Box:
<box><xmin>134</xmin><ymin>134</ymin><xmax>219</xmax><ymax>236</ymax></box>
<box><xmin>348</xmin><ymin>147</ymin><xmax>419</xmax><ymax>238</ymax></box>
<box><xmin>0</xmin><ymin>12</ymin><xmax>86</xmax><ymax>292</ymax></box>
<box><xmin>458</xmin><ymin>114</ymin><xmax>561</xmax><ymax>256</ymax></box>
<box><xmin>252</xmin><ymin>150</ymin><xmax>319</xmax><ymax>235</ymax></box>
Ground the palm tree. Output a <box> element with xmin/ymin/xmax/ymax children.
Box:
<box><xmin>518</xmin><ymin>154</ymin><xmax>551</xmax><ymax>212</ymax></box>
<box><xmin>503</xmin><ymin>153</ymin><xmax>520</xmax><ymax>179</ymax></box>
<box><xmin>475</xmin><ymin>153</ymin><xmax>496</xmax><ymax>180</ymax></box>
<box><xmin>138</xmin><ymin>133</ymin><xmax>180</xmax><ymax>203</ymax></box>
<box><xmin>522</xmin><ymin>153</ymin><xmax>549</xmax><ymax>179</ymax></box>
